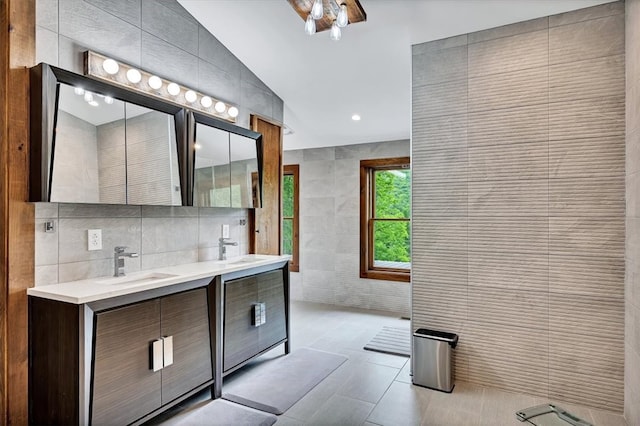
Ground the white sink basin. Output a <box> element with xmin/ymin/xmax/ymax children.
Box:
<box><xmin>227</xmin><ymin>256</ymin><xmax>272</xmax><ymax>265</ymax></box>
<box><xmin>97</xmin><ymin>272</ymin><xmax>178</xmax><ymax>286</ymax></box>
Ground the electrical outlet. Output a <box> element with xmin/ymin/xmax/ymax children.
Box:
<box><xmin>222</xmin><ymin>224</ymin><xmax>230</xmax><ymax>239</ymax></box>
<box><xmin>87</xmin><ymin>229</ymin><xmax>102</xmax><ymax>251</ymax></box>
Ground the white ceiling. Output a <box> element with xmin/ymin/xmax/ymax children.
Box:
<box><xmin>179</xmin><ymin>0</ymin><xmax>616</xmax><ymax>151</ymax></box>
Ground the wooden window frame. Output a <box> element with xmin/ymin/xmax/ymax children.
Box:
<box><xmin>283</xmin><ymin>164</ymin><xmax>299</xmax><ymax>272</ymax></box>
<box><xmin>360</xmin><ymin>157</ymin><xmax>410</xmax><ymax>283</ymax></box>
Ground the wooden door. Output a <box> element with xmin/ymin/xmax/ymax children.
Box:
<box><xmin>92</xmin><ymin>300</ymin><xmax>162</xmax><ymax>425</ymax></box>
<box><xmin>257</xmin><ymin>270</ymin><xmax>287</xmax><ymax>353</ymax></box>
<box><xmin>223</xmin><ymin>276</ymin><xmax>260</xmax><ymax>372</ymax></box>
<box><xmin>160</xmin><ymin>288</ymin><xmax>212</xmax><ymax>404</ymax></box>
<box><xmin>249</xmin><ymin>115</ymin><xmax>282</xmax><ymax>255</ymax></box>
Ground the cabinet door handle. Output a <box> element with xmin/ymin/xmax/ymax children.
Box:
<box><xmin>151</xmin><ymin>339</ymin><xmax>163</xmax><ymax>372</ymax></box>
<box><xmin>162</xmin><ymin>336</ymin><xmax>174</xmax><ymax>368</ymax></box>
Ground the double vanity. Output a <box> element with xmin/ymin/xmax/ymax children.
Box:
<box><xmin>28</xmin><ymin>255</ymin><xmax>290</xmax><ymax>425</ymax></box>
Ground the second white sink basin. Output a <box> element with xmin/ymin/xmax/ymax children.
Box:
<box><xmin>97</xmin><ymin>272</ymin><xmax>178</xmax><ymax>286</ymax></box>
<box><xmin>227</xmin><ymin>256</ymin><xmax>272</xmax><ymax>265</ymax></box>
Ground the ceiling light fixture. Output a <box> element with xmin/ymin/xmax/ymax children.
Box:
<box><xmin>104</xmin><ymin>96</ymin><xmax>114</xmax><ymax>105</ymax></box>
<box><xmin>84</xmin><ymin>50</ymin><xmax>239</xmax><ymax>122</ymax></box>
<box><xmin>290</xmin><ymin>0</ymin><xmax>366</xmax><ymax>40</ymax></box>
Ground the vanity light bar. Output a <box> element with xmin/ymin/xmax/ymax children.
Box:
<box><xmin>83</xmin><ymin>50</ymin><xmax>239</xmax><ymax>122</ymax></box>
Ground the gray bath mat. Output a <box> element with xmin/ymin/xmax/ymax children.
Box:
<box><xmin>153</xmin><ymin>399</ymin><xmax>277</xmax><ymax>426</ymax></box>
<box><xmin>222</xmin><ymin>348</ymin><xmax>347</xmax><ymax>415</ymax></box>
<box><xmin>363</xmin><ymin>325</ymin><xmax>411</xmax><ymax>357</ymax></box>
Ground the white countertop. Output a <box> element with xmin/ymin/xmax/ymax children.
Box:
<box><xmin>27</xmin><ymin>254</ymin><xmax>290</xmax><ymax>304</ymax></box>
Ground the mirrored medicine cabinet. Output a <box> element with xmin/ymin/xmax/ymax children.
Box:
<box><xmin>30</xmin><ymin>63</ymin><xmax>263</xmax><ymax>208</ymax></box>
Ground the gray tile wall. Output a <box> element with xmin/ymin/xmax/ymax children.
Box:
<box><xmin>34</xmin><ymin>0</ymin><xmax>284</xmax><ymax>281</ymax></box>
<box><xmin>626</xmin><ymin>1</ymin><xmax>640</xmax><ymax>424</ymax></box>
<box><xmin>34</xmin><ymin>203</ymin><xmax>248</xmax><ymax>285</ymax></box>
<box><xmin>412</xmin><ymin>2</ymin><xmax>625</xmax><ymax>411</ymax></box>
<box><xmin>284</xmin><ymin>140</ymin><xmax>410</xmax><ymax>317</ymax></box>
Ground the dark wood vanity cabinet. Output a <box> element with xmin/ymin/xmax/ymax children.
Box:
<box><xmin>29</xmin><ymin>284</ymin><xmax>213</xmax><ymax>426</ymax></box>
<box><xmin>223</xmin><ymin>270</ymin><xmax>287</xmax><ymax>372</ymax></box>
<box><xmin>91</xmin><ymin>288</ymin><xmax>212</xmax><ymax>425</ymax></box>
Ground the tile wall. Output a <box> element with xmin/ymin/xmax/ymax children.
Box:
<box><xmin>34</xmin><ymin>0</ymin><xmax>284</xmax><ymax>282</ymax></box>
<box><xmin>625</xmin><ymin>0</ymin><xmax>640</xmax><ymax>423</ymax></box>
<box><xmin>35</xmin><ymin>203</ymin><xmax>248</xmax><ymax>285</ymax></box>
<box><xmin>411</xmin><ymin>2</ymin><xmax>625</xmax><ymax>411</ymax></box>
<box><xmin>284</xmin><ymin>140</ymin><xmax>411</xmax><ymax>317</ymax></box>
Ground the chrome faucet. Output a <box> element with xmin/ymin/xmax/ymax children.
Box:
<box><xmin>218</xmin><ymin>237</ymin><xmax>238</xmax><ymax>261</ymax></box>
<box><xmin>114</xmin><ymin>246</ymin><xmax>139</xmax><ymax>277</ymax></box>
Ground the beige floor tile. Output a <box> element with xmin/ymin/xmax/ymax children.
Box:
<box><xmin>364</xmin><ymin>350</ymin><xmax>410</xmax><ymax>369</ymax></box>
<box><xmin>422</xmin><ymin>382</ymin><xmax>485</xmax><ymax>426</ymax></box>
<box><xmin>285</xmin><ymin>377</ymin><xmax>343</xmax><ymax>421</ymax></box>
<box><xmin>336</xmin><ymin>361</ymin><xmax>400</xmax><ymax>404</ymax></box>
<box><xmin>589</xmin><ymin>408</ymin><xmax>627</xmax><ymax>426</ymax></box>
<box><xmin>275</xmin><ymin>415</ymin><xmax>306</xmax><ymax>425</ymax></box>
<box><xmin>307</xmin><ymin>394</ymin><xmax>375</xmax><ymax>426</ymax></box>
<box><xmin>479</xmin><ymin>386</ymin><xmax>537</xmax><ymax>426</ymax></box>
<box><xmin>395</xmin><ymin>359</ymin><xmax>413</xmax><ymax>384</ymax></box>
<box><xmin>367</xmin><ymin>381</ymin><xmax>432</xmax><ymax>426</ymax></box>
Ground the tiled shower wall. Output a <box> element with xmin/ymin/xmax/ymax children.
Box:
<box><xmin>412</xmin><ymin>2</ymin><xmax>625</xmax><ymax>411</ymax></box>
<box><xmin>34</xmin><ymin>0</ymin><xmax>284</xmax><ymax>281</ymax></box>
<box><xmin>284</xmin><ymin>140</ymin><xmax>411</xmax><ymax>317</ymax></box>
<box><xmin>625</xmin><ymin>0</ymin><xmax>640</xmax><ymax>423</ymax></box>
<box><xmin>34</xmin><ymin>203</ymin><xmax>248</xmax><ymax>285</ymax></box>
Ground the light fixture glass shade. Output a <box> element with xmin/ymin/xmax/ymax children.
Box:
<box><xmin>214</xmin><ymin>101</ymin><xmax>226</xmax><ymax>113</ymax></box>
<box><xmin>305</xmin><ymin>14</ymin><xmax>316</xmax><ymax>35</ymax></box>
<box><xmin>148</xmin><ymin>75</ymin><xmax>162</xmax><ymax>90</ymax></box>
<box><xmin>102</xmin><ymin>58</ymin><xmax>119</xmax><ymax>75</ymax></box>
<box><xmin>311</xmin><ymin>0</ymin><xmax>323</xmax><ymax>19</ymax></box>
<box><xmin>84</xmin><ymin>92</ymin><xmax>94</xmax><ymax>102</ymax></box>
<box><xmin>228</xmin><ymin>106</ymin><xmax>239</xmax><ymax>118</ymax></box>
<box><xmin>167</xmin><ymin>82</ymin><xmax>180</xmax><ymax>96</ymax></box>
<box><xmin>126</xmin><ymin>68</ymin><xmax>142</xmax><ymax>83</ymax></box>
<box><xmin>74</xmin><ymin>87</ymin><xmax>85</xmax><ymax>96</ymax></box>
<box><xmin>185</xmin><ymin>90</ymin><xmax>197</xmax><ymax>103</ymax></box>
<box><xmin>330</xmin><ymin>21</ymin><xmax>341</xmax><ymax>41</ymax></box>
<box><xmin>336</xmin><ymin>3</ymin><xmax>348</xmax><ymax>27</ymax></box>
<box><xmin>104</xmin><ymin>96</ymin><xmax>114</xmax><ymax>105</ymax></box>
<box><xmin>200</xmin><ymin>96</ymin><xmax>213</xmax><ymax>108</ymax></box>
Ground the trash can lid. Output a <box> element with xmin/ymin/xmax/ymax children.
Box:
<box><xmin>414</xmin><ymin>328</ymin><xmax>459</xmax><ymax>348</ymax></box>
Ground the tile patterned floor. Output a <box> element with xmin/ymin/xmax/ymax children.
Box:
<box><xmin>151</xmin><ymin>301</ymin><xmax>628</xmax><ymax>426</ymax></box>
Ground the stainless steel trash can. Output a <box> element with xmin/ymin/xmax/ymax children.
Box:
<box><xmin>412</xmin><ymin>328</ymin><xmax>458</xmax><ymax>393</ymax></box>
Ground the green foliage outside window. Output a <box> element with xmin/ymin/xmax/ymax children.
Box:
<box><xmin>374</xmin><ymin>169</ymin><xmax>411</xmax><ymax>263</ymax></box>
<box><xmin>282</xmin><ymin>174</ymin><xmax>294</xmax><ymax>255</ymax></box>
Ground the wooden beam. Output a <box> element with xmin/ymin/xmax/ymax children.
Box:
<box><xmin>1</xmin><ymin>0</ymin><xmax>36</xmax><ymax>423</ymax></box>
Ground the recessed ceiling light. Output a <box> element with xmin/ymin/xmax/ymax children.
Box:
<box><xmin>352</xmin><ymin>114</ymin><xmax>361</xmax><ymax>121</ymax></box>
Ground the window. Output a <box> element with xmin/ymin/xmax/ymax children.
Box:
<box><xmin>360</xmin><ymin>157</ymin><xmax>410</xmax><ymax>282</ymax></box>
<box><xmin>282</xmin><ymin>165</ymin><xmax>299</xmax><ymax>272</ymax></box>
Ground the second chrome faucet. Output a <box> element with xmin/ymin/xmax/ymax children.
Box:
<box><xmin>218</xmin><ymin>237</ymin><xmax>238</xmax><ymax>261</ymax></box>
<box><xmin>114</xmin><ymin>246</ymin><xmax>139</xmax><ymax>276</ymax></box>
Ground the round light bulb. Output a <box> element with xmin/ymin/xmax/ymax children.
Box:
<box><xmin>84</xmin><ymin>92</ymin><xmax>94</xmax><ymax>103</ymax></box>
<box><xmin>74</xmin><ymin>87</ymin><xmax>85</xmax><ymax>96</ymax></box>
<box><xmin>167</xmin><ymin>82</ymin><xmax>180</xmax><ymax>96</ymax></box>
<box><xmin>148</xmin><ymin>75</ymin><xmax>162</xmax><ymax>90</ymax></box>
<box><xmin>305</xmin><ymin>14</ymin><xmax>316</xmax><ymax>35</ymax></box>
<box><xmin>104</xmin><ymin>96</ymin><xmax>114</xmax><ymax>105</ymax></box>
<box><xmin>330</xmin><ymin>21</ymin><xmax>341</xmax><ymax>41</ymax></box>
<box><xmin>200</xmin><ymin>96</ymin><xmax>213</xmax><ymax>108</ymax></box>
<box><xmin>336</xmin><ymin>3</ymin><xmax>348</xmax><ymax>27</ymax></box>
<box><xmin>214</xmin><ymin>101</ymin><xmax>226</xmax><ymax>113</ymax></box>
<box><xmin>126</xmin><ymin>68</ymin><xmax>142</xmax><ymax>84</ymax></box>
<box><xmin>102</xmin><ymin>58</ymin><xmax>119</xmax><ymax>75</ymax></box>
<box><xmin>88</xmin><ymin>100</ymin><xmax>99</xmax><ymax>107</ymax></box>
<box><xmin>185</xmin><ymin>90</ymin><xmax>197</xmax><ymax>103</ymax></box>
<box><xmin>194</xmin><ymin>143</ymin><xmax>202</xmax><ymax>150</ymax></box>
<box><xmin>352</xmin><ymin>114</ymin><xmax>361</xmax><ymax>121</ymax></box>
<box><xmin>311</xmin><ymin>0</ymin><xmax>323</xmax><ymax>20</ymax></box>
<box><xmin>228</xmin><ymin>106</ymin><xmax>239</xmax><ymax>118</ymax></box>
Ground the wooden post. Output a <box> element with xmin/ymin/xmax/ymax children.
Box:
<box><xmin>1</xmin><ymin>0</ymin><xmax>36</xmax><ymax>423</ymax></box>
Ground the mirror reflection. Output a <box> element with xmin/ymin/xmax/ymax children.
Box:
<box><xmin>194</xmin><ymin>123</ymin><xmax>231</xmax><ymax>207</ymax></box>
<box><xmin>51</xmin><ymin>83</ymin><xmax>181</xmax><ymax>205</ymax></box>
<box><xmin>230</xmin><ymin>133</ymin><xmax>260</xmax><ymax>208</ymax></box>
